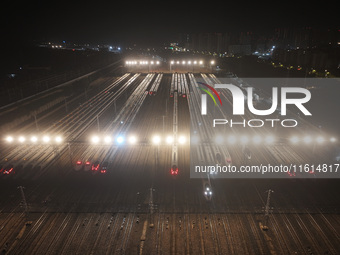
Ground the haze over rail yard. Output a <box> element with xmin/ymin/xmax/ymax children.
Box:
<box><xmin>1</xmin><ymin>3</ymin><xmax>340</xmax><ymax>254</ymax></box>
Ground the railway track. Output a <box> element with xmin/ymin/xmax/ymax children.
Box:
<box><xmin>0</xmin><ymin>72</ymin><xmax>339</xmax><ymax>254</ymax></box>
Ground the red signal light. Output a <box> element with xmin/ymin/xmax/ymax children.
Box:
<box><xmin>171</xmin><ymin>168</ymin><xmax>179</xmax><ymax>175</ymax></box>
<box><xmin>4</xmin><ymin>167</ymin><xmax>14</xmax><ymax>175</ymax></box>
<box><xmin>92</xmin><ymin>164</ymin><xmax>99</xmax><ymax>171</ymax></box>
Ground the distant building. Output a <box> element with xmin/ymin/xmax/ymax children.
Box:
<box><xmin>179</xmin><ymin>27</ymin><xmax>339</xmax><ymax>62</ymax></box>
<box><xmin>228</xmin><ymin>45</ymin><xmax>252</xmax><ymax>56</ymax></box>
<box><xmin>273</xmin><ymin>27</ymin><xmax>340</xmax><ymax>49</ymax></box>
<box><xmin>272</xmin><ymin>47</ymin><xmax>340</xmax><ymax>71</ymax></box>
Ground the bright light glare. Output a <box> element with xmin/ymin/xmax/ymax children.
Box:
<box><xmin>178</xmin><ymin>135</ymin><xmax>186</xmax><ymax>144</ymax></box>
<box><xmin>303</xmin><ymin>136</ymin><xmax>312</xmax><ymax>144</ymax></box>
<box><xmin>290</xmin><ymin>136</ymin><xmax>299</xmax><ymax>144</ymax></box>
<box><xmin>252</xmin><ymin>135</ymin><xmax>262</xmax><ymax>144</ymax></box>
<box><xmin>330</xmin><ymin>137</ymin><xmax>337</xmax><ymax>143</ymax></box>
<box><xmin>55</xmin><ymin>136</ymin><xmax>62</xmax><ymax>143</ymax></box>
<box><xmin>128</xmin><ymin>135</ymin><xmax>137</xmax><ymax>144</ymax></box>
<box><xmin>265</xmin><ymin>135</ymin><xmax>275</xmax><ymax>144</ymax></box>
<box><xmin>31</xmin><ymin>136</ymin><xmax>38</xmax><ymax>143</ymax></box>
<box><xmin>91</xmin><ymin>135</ymin><xmax>100</xmax><ymax>144</ymax></box>
<box><xmin>166</xmin><ymin>135</ymin><xmax>174</xmax><ymax>144</ymax></box>
<box><xmin>152</xmin><ymin>135</ymin><xmax>161</xmax><ymax>145</ymax></box>
<box><xmin>42</xmin><ymin>136</ymin><xmax>50</xmax><ymax>143</ymax></box>
<box><xmin>227</xmin><ymin>135</ymin><xmax>236</xmax><ymax>144</ymax></box>
<box><xmin>316</xmin><ymin>136</ymin><xmax>325</xmax><ymax>144</ymax></box>
<box><xmin>5</xmin><ymin>136</ymin><xmax>13</xmax><ymax>143</ymax></box>
<box><xmin>104</xmin><ymin>136</ymin><xmax>112</xmax><ymax>144</ymax></box>
<box><xmin>240</xmin><ymin>135</ymin><xmax>249</xmax><ymax>144</ymax></box>
<box><xmin>215</xmin><ymin>135</ymin><xmax>224</xmax><ymax>144</ymax></box>
<box><xmin>116</xmin><ymin>136</ymin><xmax>124</xmax><ymax>144</ymax></box>
<box><xmin>18</xmin><ymin>136</ymin><xmax>26</xmax><ymax>143</ymax></box>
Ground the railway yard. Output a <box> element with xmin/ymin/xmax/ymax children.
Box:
<box><xmin>0</xmin><ymin>68</ymin><xmax>339</xmax><ymax>254</ymax></box>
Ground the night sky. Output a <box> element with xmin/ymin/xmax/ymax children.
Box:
<box><xmin>3</xmin><ymin>1</ymin><xmax>339</xmax><ymax>46</ymax></box>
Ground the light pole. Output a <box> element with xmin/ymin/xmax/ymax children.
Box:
<box><xmin>262</xmin><ymin>189</ymin><xmax>274</xmax><ymax>230</ymax></box>
<box><xmin>68</xmin><ymin>142</ymin><xmax>73</xmax><ymax>163</ymax></box>
<box><xmin>149</xmin><ymin>187</ymin><xmax>155</xmax><ymax>228</ymax></box>
<box><xmin>170</xmin><ymin>60</ymin><xmax>174</xmax><ymax>72</ymax></box>
<box><xmin>32</xmin><ymin>111</ymin><xmax>39</xmax><ymax>132</ymax></box>
<box><xmin>210</xmin><ymin>60</ymin><xmax>215</xmax><ymax>72</ymax></box>
<box><xmin>18</xmin><ymin>186</ymin><xmax>29</xmax><ymax>217</ymax></box>
<box><xmin>96</xmin><ymin>114</ymin><xmax>100</xmax><ymax>132</ymax></box>
<box><xmin>162</xmin><ymin>115</ymin><xmax>166</xmax><ymax>133</ymax></box>
<box><xmin>193</xmin><ymin>61</ymin><xmax>198</xmax><ymax>72</ymax></box>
